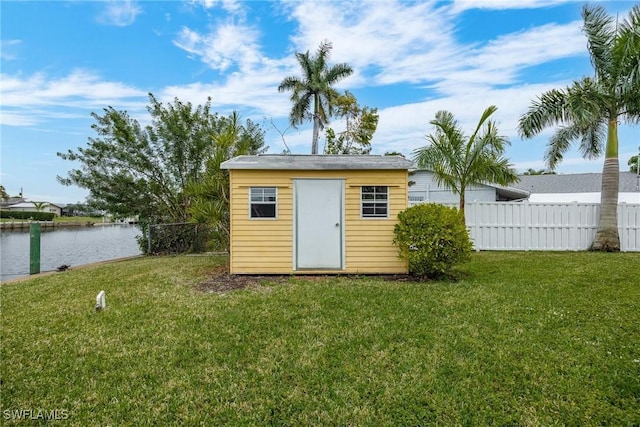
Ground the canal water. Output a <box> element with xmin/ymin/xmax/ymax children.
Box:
<box><xmin>0</xmin><ymin>225</ymin><xmax>142</xmax><ymax>281</ymax></box>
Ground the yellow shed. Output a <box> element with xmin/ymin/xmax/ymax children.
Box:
<box><xmin>221</xmin><ymin>155</ymin><xmax>414</xmax><ymax>275</ymax></box>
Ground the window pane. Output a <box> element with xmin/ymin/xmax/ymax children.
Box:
<box><xmin>362</xmin><ymin>186</ymin><xmax>388</xmax><ymax>217</ymax></box>
<box><xmin>250</xmin><ymin>187</ymin><xmax>277</xmax><ymax>218</ymax></box>
<box><xmin>362</xmin><ymin>204</ymin><xmax>375</xmax><ymax>215</ymax></box>
<box><xmin>251</xmin><ymin>204</ymin><xmax>276</xmax><ymax>218</ymax></box>
<box><xmin>250</xmin><ymin>188</ymin><xmax>263</xmax><ymax>202</ymax></box>
<box><xmin>375</xmin><ymin>205</ymin><xmax>388</xmax><ymax>215</ymax></box>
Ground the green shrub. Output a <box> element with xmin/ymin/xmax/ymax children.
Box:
<box><xmin>393</xmin><ymin>203</ymin><xmax>473</xmax><ymax>278</ymax></box>
<box><xmin>0</xmin><ymin>210</ymin><xmax>56</xmax><ymax>221</ymax></box>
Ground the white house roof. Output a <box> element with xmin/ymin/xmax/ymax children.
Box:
<box><xmin>511</xmin><ymin>172</ymin><xmax>640</xmax><ymax>204</ymax></box>
<box><xmin>221</xmin><ymin>155</ymin><xmax>415</xmax><ymax>170</ymax></box>
<box><xmin>5</xmin><ymin>201</ymin><xmax>62</xmax><ymax>209</ymax></box>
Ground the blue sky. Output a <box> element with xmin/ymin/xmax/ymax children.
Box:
<box><xmin>1</xmin><ymin>0</ymin><xmax>638</xmax><ymax>204</ymax></box>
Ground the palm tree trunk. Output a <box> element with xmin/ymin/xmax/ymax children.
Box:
<box><xmin>591</xmin><ymin>119</ymin><xmax>620</xmax><ymax>251</ymax></box>
<box><xmin>459</xmin><ymin>193</ymin><xmax>466</xmax><ymax>224</ymax></box>
<box><xmin>312</xmin><ymin>114</ymin><xmax>320</xmax><ymax>155</ymax></box>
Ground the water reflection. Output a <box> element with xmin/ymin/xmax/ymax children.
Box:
<box><xmin>1</xmin><ymin>225</ymin><xmax>142</xmax><ymax>281</ymax></box>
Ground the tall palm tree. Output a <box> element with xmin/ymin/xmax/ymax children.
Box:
<box><xmin>518</xmin><ymin>4</ymin><xmax>640</xmax><ymax>251</ymax></box>
<box><xmin>278</xmin><ymin>41</ymin><xmax>353</xmax><ymax>154</ymax></box>
<box><xmin>413</xmin><ymin>105</ymin><xmax>518</xmax><ymax>222</ymax></box>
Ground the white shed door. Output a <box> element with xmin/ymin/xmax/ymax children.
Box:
<box><xmin>295</xmin><ymin>179</ymin><xmax>343</xmax><ymax>269</ymax></box>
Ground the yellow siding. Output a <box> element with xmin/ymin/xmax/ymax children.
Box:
<box><xmin>228</xmin><ymin>169</ymin><xmax>408</xmax><ymax>274</ymax></box>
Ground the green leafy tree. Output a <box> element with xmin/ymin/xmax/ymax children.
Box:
<box><xmin>324</xmin><ymin>91</ymin><xmax>378</xmax><ymax>155</ymax></box>
<box><xmin>518</xmin><ymin>5</ymin><xmax>640</xmax><ymax>251</ymax></box>
<box><xmin>629</xmin><ymin>154</ymin><xmax>639</xmax><ymax>174</ymax></box>
<box><xmin>278</xmin><ymin>41</ymin><xmax>353</xmax><ymax>154</ymax></box>
<box><xmin>0</xmin><ymin>185</ymin><xmax>9</xmax><ymax>201</ymax></box>
<box><xmin>58</xmin><ymin>94</ymin><xmax>266</xmax><ymax>248</ymax></box>
<box><xmin>413</xmin><ymin>106</ymin><xmax>518</xmax><ymax>221</ymax></box>
<box><xmin>186</xmin><ymin>112</ymin><xmax>266</xmax><ymax>250</ymax></box>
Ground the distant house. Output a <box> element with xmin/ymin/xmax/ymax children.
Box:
<box><xmin>0</xmin><ymin>196</ymin><xmax>25</xmax><ymax>209</ymax></box>
<box><xmin>4</xmin><ymin>201</ymin><xmax>63</xmax><ymax>216</ymax></box>
<box><xmin>409</xmin><ymin>170</ymin><xmax>529</xmax><ymax>205</ymax></box>
<box><xmin>511</xmin><ymin>172</ymin><xmax>640</xmax><ymax>204</ymax></box>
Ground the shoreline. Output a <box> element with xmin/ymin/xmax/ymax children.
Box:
<box><xmin>0</xmin><ymin>255</ymin><xmax>145</xmax><ymax>284</ymax></box>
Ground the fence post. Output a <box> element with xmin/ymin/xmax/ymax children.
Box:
<box><xmin>29</xmin><ymin>222</ymin><xmax>41</xmax><ymax>275</ymax></box>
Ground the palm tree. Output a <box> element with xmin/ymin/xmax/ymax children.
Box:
<box><xmin>278</xmin><ymin>41</ymin><xmax>353</xmax><ymax>154</ymax></box>
<box><xmin>186</xmin><ymin>112</ymin><xmax>266</xmax><ymax>250</ymax></box>
<box><xmin>33</xmin><ymin>201</ymin><xmax>47</xmax><ymax>212</ymax></box>
<box><xmin>518</xmin><ymin>5</ymin><xmax>640</xmax><ymax>251</ymax></box>
<box><xmin>413</xmin><ymin>106</ymin><xmax>518</xmax><ymax>222</ymax></box>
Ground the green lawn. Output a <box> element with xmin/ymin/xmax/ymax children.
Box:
<box><xmin>1</xmin><ymin>252</ymin><xmax>639</xmax><ymax>425</ymax></box>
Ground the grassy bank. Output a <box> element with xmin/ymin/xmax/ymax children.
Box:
<box><xmin>1</xmin><ymin>252</ymin><xmax>639</xmax><ymax>425</ymax></box>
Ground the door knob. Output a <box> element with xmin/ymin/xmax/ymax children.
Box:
<box><xmin>335</xmin><ymin>222</ymin><xmax>340</xmax><ymax>227</ymax></box>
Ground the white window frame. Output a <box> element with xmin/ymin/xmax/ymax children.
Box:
<box><xmin>361</xmin><ymin>186</ymin><xmax>389</xmax><ymax>219</ymax></box>
<box><xmin>249</xmin><ymin>187</ymin><xmax>278</xmax><ymax>219</ymax></box>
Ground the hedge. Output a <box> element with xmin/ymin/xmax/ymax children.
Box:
<box><xmin>0</xmin><ymin>210</ymin><xmax>56</xmax><ymax>221</ymax></box>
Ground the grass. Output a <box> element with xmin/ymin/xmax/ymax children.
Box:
<box><xmin>1</xmin><ymin>252</ymin><xmax>639</xmax><ymax>425</ymax></box>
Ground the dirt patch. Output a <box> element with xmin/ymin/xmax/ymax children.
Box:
<box><xmin>194</xmin><ymin>272</ymin><xmax>289</xmax><ymax>293</ymax></box>
<box><xmin>194</xmin><ymin>268</ymin><xmax>425</xmax><ymax>293</ymax></box>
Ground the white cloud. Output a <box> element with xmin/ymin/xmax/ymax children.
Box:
<box><xmin>284</xmin><ymin>1</ymin><xmax>456</xmax><ymax>86</ymax></box>
<box><xmin>0</xmin><ymin>70</ymin><xmax>147</xmax><ymax>126</ymax></box>
<box><xmin>96</xmin><ymin>0</ymin><xmax>141</xmax><ymax>27</ymax></box>
<box><xmin>451</xmin><ymin>0</ymin><xmax>572</xmax><ymax>14</ymax></box>
<box><xmin>0</xmin><ymin>40</ymin><xmax>21</xmax><ymax>61</ymax></box>
<box><xmin>188</xmin><ymin>0</ymin><xmax>245</xmax><ymax>15</ymax></box>
<box><xmin>281</xmin><ymin>1</ymin><xmax>586</xmax><ymax>95</ymax></box>
<box><xmin>174</xmin><ymin>22</ymin><xmax>262</xmax><ymax>72</ymax></box>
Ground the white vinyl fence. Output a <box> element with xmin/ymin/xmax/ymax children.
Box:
<box><xmin>467</xmin><ymin>201</ymin><xmax>640</xmax><ymax>252</ymax></box>
<box><xmin>411</xmin><ymin>201</ymin><xmax>640</xmax><ymax>252</ymax></box>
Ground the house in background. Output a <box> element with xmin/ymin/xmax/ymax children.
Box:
<box><xmin>409</xmin><ymin>170</ymin><xmax>529</xmax><ymax>205</ymax></box>
<box><xmin>511</xmin><ymin>172</ymin><xmax>640</xmax><ymax>204</ymax></box>
<box><xmin>4</xmin><ymin>201</ymin><xmax>63</xmax><ymax>216</ymax></box>
<box><xmin>221</xmin><ymin>155</ymin><xmax>414</xmax><ymax>275</ymax></box>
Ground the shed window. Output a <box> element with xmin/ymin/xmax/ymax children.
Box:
<box><xmin>361</xmin><ymin>186</ymin><xmax>388</xmax><ymax>218</ymax></box>
<box><xmin>250</xmin><ymin>187</ymin><xmax>277</xmax><ymax>218</ymax></box>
